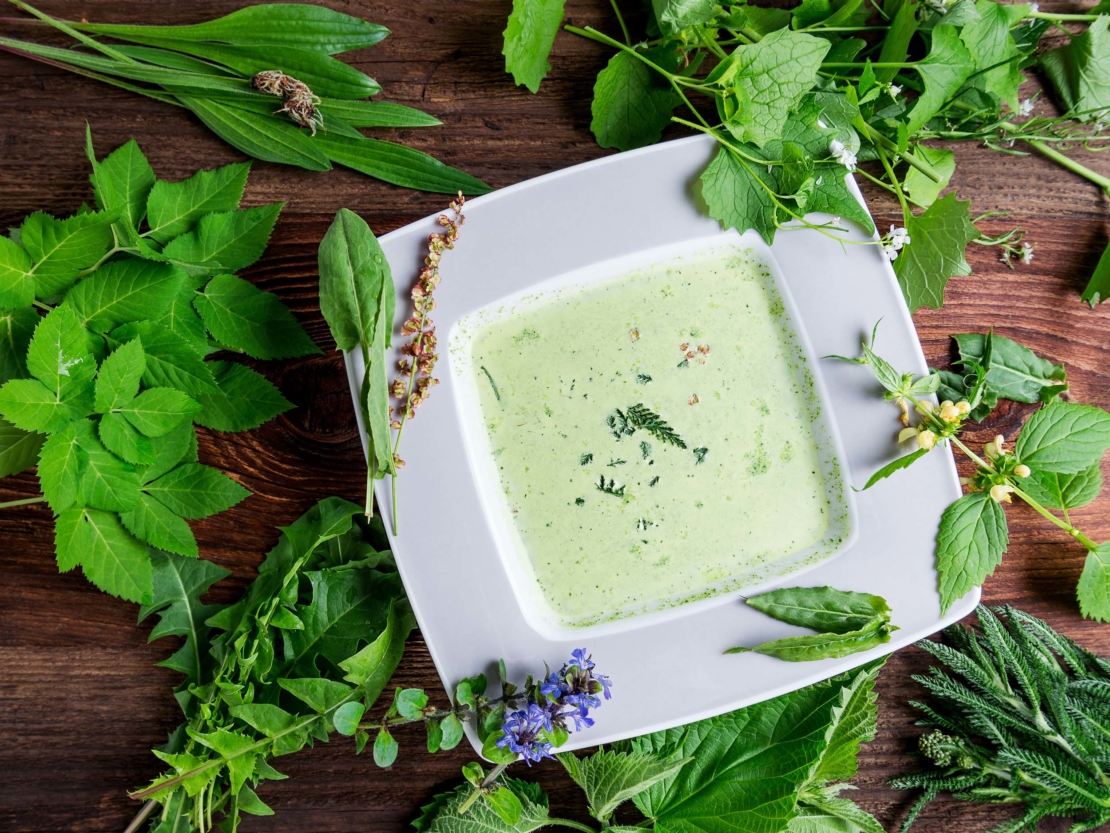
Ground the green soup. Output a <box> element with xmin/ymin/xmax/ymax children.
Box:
<box><xmin>465</xmin><ymin>246</ymin><xmax>849</xmax><ymax>628</ymax></box>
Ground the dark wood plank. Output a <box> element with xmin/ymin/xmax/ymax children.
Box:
<box><xmin>1</xmin><ymin>2</ymin><xmax>1108</xmax><ymax>832</ymax></box>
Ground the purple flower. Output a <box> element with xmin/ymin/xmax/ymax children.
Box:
<box><xmin>497</xmin><ymin>703</ymin><xmax>555</xmax><ymax>765</ymax></box>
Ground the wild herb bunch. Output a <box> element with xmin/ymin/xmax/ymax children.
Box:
<box><xmin>0</xmin><ymin>1</ymin><xmax>489</xmax><ymax>196</ymax></box>
<box><xmin>892</xmin><ymin>605</ymin><xmax>1110</xmax><ymax>833</ymax></box>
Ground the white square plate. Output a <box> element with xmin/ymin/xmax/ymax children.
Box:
<box><xmin>344</xmin><ymin>135</ymin><xmax>974</xmax><ymax>756</ymax></box>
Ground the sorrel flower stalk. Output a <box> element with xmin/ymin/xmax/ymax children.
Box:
<box><xmin>389</xmin><ymin>192</ymin><xmax>466</xmax><ymax>532</ymax></box>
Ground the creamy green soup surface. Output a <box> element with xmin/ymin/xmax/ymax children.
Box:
<box><xmin>464</xmin><ymin>246</ymin><xmax>848</xmax><ymax>628</ymax></box>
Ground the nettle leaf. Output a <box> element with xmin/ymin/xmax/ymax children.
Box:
<box><xmin>413</xmin><ymin>779</ymin><xmax>550</xmax><ymax>833</ymax></box>
<box><xmin>0</xmin><ymin>417</ymin><xmax>43</xmax><ymax>478</ymax></box>
<box><xmin>0</xmin><ymin>235</ymin><xmax>35</xmax><ymax>309</ymax></box>
<box><xmin>788</xmin><ymin>796</ymin><xmax>885</xmax><ymax>833</ymax></box>
<box><xmin>99</xmin><ymin>412</ymin><xmax>156</xmax><ymax>465</ymax></box>
<box><xmin>19</xmin><ymin>210</ymin><xmax>117</xmax><ymax>299</ymax></box>
<box><xmin>1019</xmin><ymin>465</ymin><xmax>1103</xmax><ymax>512</ymax></box>
<box><xmin>65</xmin><ymin>258</ymin><xmax>185</xmax><ymax>333</ymax></box>
<box><xmin>719</xmin><ymin>29</ymin><xmax>831</xmax><ymax>147</ymax></box>
<box><xmin>194</xmin><ymin>273</ymin><xmax>319</xmax><ymax>360</ymax></box>
<box><xmin>747</xmin><ymin>586</ymin><xmax>891</xmax><ymax>634</ymax></box>
<box><xmin>559</xmin><ymin>749</ymin><xmax>690</xmax><ymax>822</ymax></box>
<box><xmin>193</xmin><ymin>361</ymin><xmax>293</xmax><ymax>433</ymax></box>
<box><xmin>1015</xmin><ymin>401</ymin><xmax>1110</xmax><ymax>475</ymax></box>
<box><xmin>701</xmin><ymin>144</ymin><xmax>778</xmax><ymax>244</ymax></box>
<box><xmin>1040</xmin><ymin>16</ymin><xmax>1110</xmax><ymax>122</ymax></box>
<box><xmin>0</xmin><ymin>307</ymin><xmax>38</xmax><ymax>383</ymax></box>
<box><xmin>121</xmin><ymin>492</ymin><xmax>198</xmax><ymax>557</ymax></box>
<box><xmin>1078</xmin><ymin>543</ymin><xmax>1110</xmax><ymax>623</ymax></box>
<box><xmin>905</xmin><ymin>25</ymin><xmax>975</xmax><ymax>134</ymax></box>
<box><xmin>936</xmin><ymin>491</ymin><xmax>1008</xmax><ymax>613</ymax></box>
<box><xmin>728</xmin><ymin>621</ymin><xmax>892</xmax><ymax>661</ymax></box>
<box><xmin>809</xmin><ymin>660</ymin><xmax>882</xmax><ymax>785</ymax></box>
<box><xmin>88</xmin><ymin>135</ymin><xmax>156</xmax><ymax>230</ymax></box>
<box><xmin>145</xmin><ymin>161</ymin><xmax>251</xmax><ymax>245</ymax></box>
<box><xmin>959</xmin><ymin>0</ymin><xmax>1026</xmax><ymax>110</ymax></box>
<box><xmin>145</xmin><ymin>462</ymin><xmax>250</xmax><ymax>519</ymax></box>
<box><xmin>894</xmin><ymin>193</ymin><xmax>978</xmax><ymax>312</ymax></box>
<box><xmin>120</xmin><ymin>388</ymin><xmax>202</xmax><ymax>438</ymax></box>
<box><xmin>56</xmin><ymin>506</ymin><xmax>152</xmax><ymax>603</ymax></box>
<box><xmin>591</xmin><ymin>47</ymin><xmax>681</xmax><ymax>152</ymax></box>
<box><xmin>94</xmin><ymin>337</ymin><xmax>146</xmax><ymax>414</ymax></box>
<box><xmin>161</xmin><ymin>203</ymin><xmax>283</xmax><ymax>272</ymax></box>
<box><xmin>502</xmin><ymin>0</ymin><xmax>567</xmax><ymax>93</ymax></box>
<box><xmin>952</xmin><ymin>333</ymin><xmax>1067</xmax><ymax>404</ymax></box>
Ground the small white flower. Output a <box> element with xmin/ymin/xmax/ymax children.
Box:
<box><xmin>1019</xmin><ymin>97</ymin><xmax>1035</xmax><ymax>118</ymax></box>
<box><xmin>829</xmin><ymin>139</ymin><xmax>857</xmax><ymax>171</ymax></box>
<box><xmin>1020</xmin><ymin>242</ymin><xmax>1034</xmax><ymax>264</ymax></box>
<box><xmin>1000</xmin><ymin>252</ymin><xmax>1011</xmax><ymax>264</ymax></box>
<box><xmin>889</xmin><ymin>84</ymin><xmax>902</xmax><ymax>98</ymax></box>
<box><xmin>830</xmin><ymin>216</ymin><xmax>842</xmax><ymax>228</ymax></box>
<box><xmin>883</xmin><ymin>243</ymin><xmax>900</xmax><ymax>261</ymax></box>
<box><xmin>889</xmin><ymin>225</ymin><xmax>911</xmax><ymax>248</ymax></box>
<box><xmin>1029</xmin><ymin>2</ymin><xmax>1039</xmax><ymax>12</ymax></box>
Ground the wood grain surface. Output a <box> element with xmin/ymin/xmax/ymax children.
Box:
<box><xmin>1</xmin><ymin>2</ymin><xmax>1109</xmax><ymax>831</ymax></box>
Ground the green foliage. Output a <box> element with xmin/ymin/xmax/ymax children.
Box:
<box><xmin>3</xmin><ymin>3</ymin><xmax>488</xmax><ymax>195</ymax></box>
<box><xmin>133</xmin><ymin>498</ymin><xmax>415</xmax><ymax>833</ymax></box>
<box><xmin>950</xmin><ymin>332</ymin><xmax>1067</xmax><ymax>406</ymax></box>
<box><xmin>503</xmin><ymin>0</ymin><xmax>568</xmax><ymax>94</ymax></box>
<box><xmin>892</xmin><ymin>605</ymin><xmax>1110</xmax><ymax>832</ymax></box>
<box><xmin>0</xmin><ymin>131</ymin><xmax>313</xmax><ymax>602</ymax></box>
<box><xmin>893</xmin><ymin>194</ymin><xmax>979</xmax><ymax>312</ymax></box>
<box><xmin>591</xmin><ymin>48</ymin><xmax>681</xmax><ymax>151</ymax></box>
<box><xmin>728</xmin><ymin>585</ymin><xmax>896</xmax><ymax>661</ymax></box>
<box><xmin>558</xmin><ymin>749</ymin><xmax>690</xmax><ymax>822</ymax></box>
<box><xmin>935</xmin><ymin>492</ymin><xmax>1008</xmax><ymax>613</ymax></box>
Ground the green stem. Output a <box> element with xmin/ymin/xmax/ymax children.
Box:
<box><xmin>608</xmin><ymin>0</ymin><xmax>631</xmax><ymax>46</ymax></box>
<box><xmin>861</xmin><ymin>121</ymin><xmax>943</xmax><ymax>183</ymax></box>
<box><xmin>360</xmin><ymin>343</ymin><xmax>375</xmax><ymax>520</ymax></box>
<box><xmin>823</xmin><ymin>61</ymin><xmax>917</xmax><ymax>68</ymax></box>
<box><xmin>1010</xmin><ymin>484</ymin><xmax>1099</xmax><ymax>550</ymax></box>
<box><xmin>999</xmin><ymin>122</ymin><xmax>1110</xmax><ymax>192</ymax></box>
<box><xmin>0</xmin><ymin>496</ymin><xmax>47</xmax><ymax>509</ymax></box>
<box><xmin>7</xmin><ymin>0</ymin><xmax>138</xmax><ymax>65</ymax></box>
<box><xmin>875</xmin><ymin>140</ymin><xmax>911</xmax><ymax>217</ymax></box>
<box><xmin>1030</xmin><ymin>11</ymin><xmax>1101</xmax><ymax>21</ymax></box>
<box><xmin>548</xmin><ymin>820</ymin><xmax>598</xmax><ymax>833</ymax></box>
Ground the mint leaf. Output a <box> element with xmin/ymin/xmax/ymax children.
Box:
<box><xmin>65</xmin><ymin>258</ymin><xmax>185</xmax><ymax>333</ymax></box>
<box><xmin>145</xmin><ymin>461</ymin><xmax>249</xmax><ymax>519</ymax></box>
<box><xmin>145</xmin><ymin>162</ymin><xmax>251</xmax><ymax>244</ymax></box>
<box><xmin>0</xmin><ymin>416</ymin><xmax>43</xmax><ymax>478</ymax></box>
<box><xmin>59</xmin><ymin>506</ymin><xmax>152</xmax><ymax>603</ymax></box>
<box><xmin>1015</xmin><ymin>401</ymin><xmax>1110</xmax><ymax>475</ymax></box>
<box><xmin>94</xmin><ymin>338</ymin><xmax>147</xmax><ymax>414</ymax></box>
<box><xmin>99</xmin><ymin>412</ymin><xmax>156</xmax><ymax>465</ymax></box>
<box><xmin>904</xmin><ymin>146</ymin><xmax>955</xmax><ymax>209</ymax></box>
<box><xmin>654</xmin><ymin>0</ymin><xmax>719</xmax><ymax>33</ymax></box>
<box><xmin>502</xmin><ymin>0</ymin><xmax>567</xmax><ymax>94</ymax></box>
<box><xmin>894</xmin><ymin>193</ymin><xmax>978</xmax><ymax>312</ymax></box>
<box><xmin>19</xmin><ymin>210</ymin><xmax>116</xmax><ymax>298</ymax></box>
<box><xmin>193</xmin><ymin>361</ymin><xmax>292</xmax><ymax>432</ymax></box>
<box><xmin>88</xmin><ymin>136</ymin><xmax>156</xmax><ymax>230</ymax></box>
<box><xmin>76</xmin><ymin>420</ymin><xmax>142</xmax><ymax>512</ymax></box>
<box><xmin>37</xmin><ymin>420</ymin><xmax>85</xmax><ymax>512</ymax></box>
<box><xmin>591</xmin><ymin>48</ymin><xmax>681</xmax><ymax>152</ymax></box>
<box><xmin>959</xmin><ymin>0</ymin><xmax>1026</xmax><ymax>110</ymax></box>
<box><xmin>720</xmin><ymin>30</ymin><xmax>831</xmax><ymax>147</ymax></box>
<box><xmin>1040</xmin><ymin>16</ymin><xmax>1110</xmax><ymax>121</ymax></box>
<box><xmin>905</xmin><ymin>26</ymin><xmax>974</xmax><ymax>133</ymax></box>
<box><xmin>1019</xmin><ymin>464</ymin><xmax>1102</xmax><ymax>511</ymax></box>
<box><xmin>194</xmin><ymin>273</ymin><xmax>319</xmax><ymax>359</ymax></box>
<box><xmin>936</xmin><ymin>491</ymin><xmax>1008</xmax><ymax>613</ymax></box>
<box><xmin>558</xmin><ymin>749</ymin><xmax>689</xmax><ymax>822</ymax></box>
<box><xmin>952</xmin><ymin>333</ymin><xmax>1068</xmax><ymax>404</ymax></box>
<box><xmin>746</xmin><ymin>585</ymin><xmax>891</xmax><ymax>633</ymax></box>
<box><xmin>701</xmin><ymin>144</ymin><xmax>777</xmax><ymax>243</ymax></box>
<box><xmin>1078</xmin><ymin>543</ymin><xmax>1110</xmax><ymax>622</ymax></box>
<box><xmin>120</xmin><ymin>388</ymin><xmax>202</xmax><ymax>437</ymax></box>
<box><xmin>0</xmin><ymin>235</ymin><xmax>34</xmax><ymax>309</ymax></box>
<box><xmin>161</xmin><ymin>203</ymin><xmax>282</xmax><ymax>272</ymax></box>
<box><xmin>318</xmin><ymin>208</ymin><xmax>395</xmax><ymax>353</ymax></box>
<box><xmin>0</xmin><ymin>307</ymin><xmax>38</xmax><ymax>383</ymax></box>
<box><xmin>112</xmin><ymin>322</ymin><xmax>217</xmax><ymax>397</ymax></box>
<box><xmin>120</xmin><ymin>492</ymin><xmax>198</xmax><ymax>558</ymax></box>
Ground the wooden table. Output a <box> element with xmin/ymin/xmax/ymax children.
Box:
<box><xmin>2</xmin><ymin>2</ymin><xmax>1108</xmax><ymax>831</ymax></box>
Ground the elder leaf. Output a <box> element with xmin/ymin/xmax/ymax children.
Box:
<box><xmin>120</xmin><ymin>388</ymin><xmax>202</xmax><ymax>438</ymax></box>
<box><xmin>112</xmin><ymin>322</ymin><xmax>216</xmax><ymax>397</ymax></box>
<box><xmin>0</xmin><ymin>417</ymin><xmax>43</xmax><ymax>478</ymax></box>
<box><xmin>1015</xmin><ymin>401</ymin><xmax>1110</xmax><ymax>475</ymax></box>
<box><xmin>60</xmin><ymin>506</ymin><xmax>152</xmax><ymax>602</ymax></box>
<box><xmin>162</xmin><ymin>203</ymin><xmax>283</xmax><ymax>272</ymax></box>
<box><xmin>0</xmin><ymin>235</ymin><xmax>34</xmax><ymax>309</ymax></box>
<box><xmin>591</xmin><ymin>48</ymin><xmax>681</xmax><ymax>152</ymax></box>
<box><xmin>503</xmin><ymin>0</ymin><xmax>567</xmax><ymax>93</ymax></box>
<box><xmin>0</xmin><ymin>307</ymin><xmax>37</xmax><ymax>384</ymax></box>
<box><xmin>26</xmin><ymin>305</ymin><xmax>96</xmax><ymax>394</ymax></box>
<box><xmin>20</xmin><ymin>210</ymin><xmax>116</xmax><ymax>298</ymax></box>
<box><xmin>194</xmin><ymin>273</ymin><xmax>319</xmax><ymax>359</ymax></box>
<box><xmin>140</xmin><ymin>420</ymin><xmax>198</xmax><ymax>484</ymax></box>
<box><xmin>64</xmin><ymin>258</ymin><xmax>185</xmax><ymax>333</ymax></box>
<box><xmin>121</xmin><ymin>493</ymin><xmax>198</xmax><ymax>558</ymax></box>
<box><xmin>0</xmin><ymin>378</ymin><xmax>75</xmax><ymax>433</ymax></box>
<box><xmin>193</xmin><ymin>361</ymin><xmax>292</xmax><ymax>432</ymax></box>
<box><xmin>145</xmin><ymin>462</ymin><xmax>249</xmax><ymax>519</ymax></box>
<box><xmin>76</xmin><ymin>419</ymin><xmax>142</xmax><ymax>512</ymax></box>
<box><xmin>936</xmin><ymin>491</ymin><xmax>1008</xmax><ymax>613</ymax></box>
<box><xmin>88</xmin><ymin>135</ymin><xmax>156</xmax><ymax>229</ymax></box>
<box><xmin>95</xmin><ymin>338</ymin><xmax>147</xmax><ymax>414</ymax></box>
<box><xmin>145</xmin><ymin>162</ymin><xmax>251</xmax><ymax>244</ymax></box>
<box><xmin>99</xmin><ymin>412</ymin><xmax>156</xmax><ymax>466</ymax></box>
<box><xmin>894</xmin><ymin>194</ymin><xmax>978</xmax><ymax>312</ymax></box>
<box><xmin>37</xmin><ymin>420</ymin><xmax>86</xmax><ymax>512</ymax></box>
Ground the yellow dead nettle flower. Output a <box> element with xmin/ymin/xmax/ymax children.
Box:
<box><xmin>984</xmin><ymin>434</ymin><xmax>1006</xmax><ymax>460</ymax></box>
<box><xmin>1014</xmin><ymin>464</ymin><xmax>1031</xmax><ymax>478</ymax></box>
<box><xmin>956</xmin><ymin>400</ymin><xmax>971</xmax><ymax>415</ymax></box>
<box><xmin>917</xmin><ymin>429</ymin><xmax>937</xmax><ymax>450</ymax></box>
<box><xmin>898</xmin><ymin>426</ymin><xmax>919</xmax><ymax>443</ymax></box>
<box><xmin>990</xmin><ymin>483</ymin><xmax>1015</xmax><ymax>503</ymax></box>
<box><xmin>938</xmin><ymin>400</ymin><xmax>962</xmax><ymax>423</ymax></box>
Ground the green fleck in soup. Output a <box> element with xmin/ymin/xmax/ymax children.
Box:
<box><xmin>466</xmin><ymin>246</ymin><xmax>848</xmax><ymax>628</ymax></box>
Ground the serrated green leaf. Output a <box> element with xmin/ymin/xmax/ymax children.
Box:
<box><xmin>654</xmin><ymin>0</ymin><xmax>719</xmax><ymax>33</ymax></box>
<box><xmin>788</xmin><ymin>796</ymin><xmax>886</xmax><ymax>833</ymax></box>
<box><xmin>1040</xmin><ymin>16</ymin><xmax>1110</xmax><ymax>121</ymax></box>
<box><xmin>502</xmin><ymin>0</ymin><xmax>566</xmax><ymax>93</ymax></box>
<box><xmin>37</xmin><ymin>420</ymin><xmax>85</xmax><ymax>512</ymax></box>
<box><xmin>155</xmin><ymin>283</ymin><xmax>208</xmax><ymax>354</ymax></box>
<box><xmin>1015</xmin><ymin>401</ymin><xmax>1110</xmax><ymax>475</ymax></box>
<box><xmin>905</xmin><ymin>26</ymin><xmax>975</xmax><ymax>133</ymax></box>
<box><xmin>1019</xmin><ymin>465</ymin><xmax>1103</xmax><ymax>511</ymax></box>
<box><xmin>904</xmin><ymin>145</ymin><xmax>955</xmax><ymax>209</ymax></box>
<box><xmin>959</xmin><ymin>0</ymin><xmax>1026</xmax><ymax>110</ymax></box>
<box><xmin>26</xmin><ymin>305</ymin><xmax>96</xmax><ymax>394</ymax></box>
<box><xmin>162</xmin><ymin>203</ymin><xmax>283</xmax><ymax>273</ymax></box>
<box><xmin>808</xmin><ymin>661</ymin><xmax>883</xmax><ymax>785</ymax></box>
<box><xmin>414</xmin><ymin>780</ymin><xmax>550</xmax><ymax>833</ymax></box>
<box><xmin>99</xmin><ymin>412</ymin><xmax>156</xmax><ymax>465</ymax></box>
<box><xmin>936</xmin><ymin>491</ymin><xmax>1008</xmax><ymax>613</ymax></box>
<box><xmin>0</xmin><ymin>378</ymin><xmax>68</xmax><ymax>433</ymax></box>
<box><xmin>0</xmin><ymin>236</ymin><xmax>34</xmax><ymax>309</ymax></box>
<box><xmin>747</xmin><ymin>586</ymin><xmax>891</xmax><ymax>633</ymax></box>
<box><xmin>727</xmin><ymin>620</ymin><xmax>892</xmax><ymax>661</ymax></box>
<box><xmin>89</xmin><ymin>137</ymin><xmax>156</xmax><ymax>229</ymax></box>
<box><xmin>187</xmin><ymin>728</ymin><xmax>257</xmax><ymax>795</ymax></box>
<box><xmin>192</xmin><ymin>361</ymin><xmax>292</xmax><ymax>432</ymax></box>
<box><xmin>0</xmin><ymin>307</ymin><xmax>38</xmax><ymax>384</ymax></box>
<box><xmin>111</xmin><ymin>322</ymin><xmax>217</xmax><ymax>397</ymax></box>
<box><xmin>76</xmin><ymin>419</ymin><xmax>142</xmax><ymax>511</ymax></box>
<box><xmin>1078</xmin><ymin>543</ymin><xmax>1110</xmax><ymax>622</ymax></box>
<box><xmin>20</xmin><ymin>210</ymin><xmax>116</xmax><ymax>298</ymax></box>
<box><xmin>65</xmin><ymin>258</ymin><xmax>185</xmax><ymax>333</ymax></box>
<box><xmin>0</xmin><ymin>416</ymin><xmax>43</xmax><ymax>478</ymax></box>
<box><xmin>701</xmin><ymin>144</ymin><xmax>778</xmax><ymax>244</ymax></box>
<box><xmin>894</xmin><ymin>193</ymin><xmax>979</xmax><ymax>312</ymax></box>
<box><xmin>952</xmin><ymin>332</ymin><xmax>1067</xmax><ymax>404</ymax></box>
<box><xmin>120</xmin><ymin>387</ymin><xmax>202</xmax><ymax>437</ymax></box>
<box><xmin>120</xmin><ymin>492</ymin><xmax>198</xmax><ymax>558</ymax></box>
<box><xmin>145</xmin><ymin>461</ymin><xmax>249</xmax><ymax>519</ymax></box>
<box><xmin>560</xmin><ymin>749</ymin><xmax>691</xmax><ymax>822</ymax></box>
<box><xmin>313</xmin><ymin>134</ymin><xmax>492</xmax><ymax>195</ymax></box>
<box><xmin>95</xmin><ymin>338</ymin><xmax>146</xmax><ymax>414</ymax></box>
<box><xmin>194</xmin><ymin>273</ymin><xmax>319</xmax><ymax>360</ymax></box>
<box><xmin>63</xmin><ymin>506</ymin><xmax>153</xmax><ymax>602</ymax></box>
<box><xmin>145</xmin><ymin>162</ymin><xmax>251</xmax><ymax>245</ymax></box>
<box><xmin>591</xmin><ymin>48</ymin><xmax>680</xmax><ymax>152</ymax></box>
<box><xmin>140</xmin><ymin>420</ymin><xmax>198</xmax><ymax>484</ymax></box>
